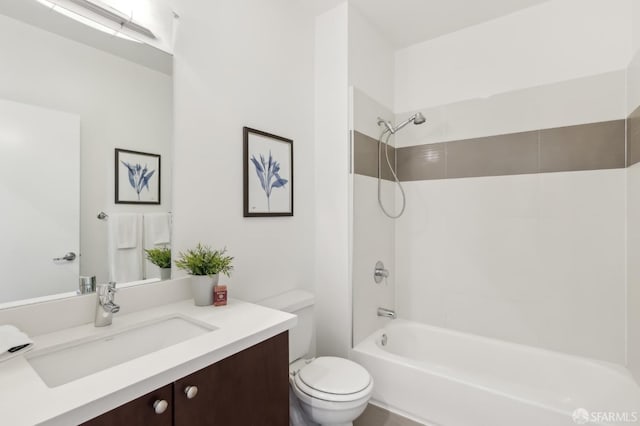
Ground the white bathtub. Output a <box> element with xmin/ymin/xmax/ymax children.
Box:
<box><xmin>350</xmin><ymin>320</ymin><xmax>640</xmax><ymax>426</ymax></box>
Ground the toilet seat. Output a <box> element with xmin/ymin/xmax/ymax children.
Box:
<box><xmin>292</xmin><ymin>356</ymin><xmax>373</xmax><ymax>403</ymax></box>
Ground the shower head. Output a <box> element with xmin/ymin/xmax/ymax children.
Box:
<box><xmin>377</xmin><ymin>112</ymin><xmax>426</xmax><ymax>134</ymax></box>
<box><xmin>394</xmin><ymin>112</ymin><xmax>426</xmax><ymax>133</ymax></box>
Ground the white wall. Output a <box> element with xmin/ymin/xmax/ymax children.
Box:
<box><xmin>634</xmin><ymin>1</ymin><xmax>640</xmax><ymax>54</ymax></box>
<box><xmin>314</xmin><ymin>3</ymin><xmax>351</xmax><ymax>357</ymax></box>
<box><xmin>630</xmin><ymin>4</ymin><xmax>640</xmax><ymax>116</ymax></box>
<box><xmin>395</xmin><ymin>70</ymin><xmax>627</xmax><ymax>148</ymax></box>
<box><xmin>0</xmin><ymin>13</ymin><xmax>172</xmax><ymax>285</ymax></box>
<box><xmin>394</xmin><ymin>0</ymin><xmax>633</xmax><ymax>113</ymax></box>
<box><xmin>352</xmin><ymin>174</ymin><xmax>397</xmax><ymax>344</ymax></box>
<box><xmin>389</xmin><ymin>0</ymin><xmax>632</xmax><ymax>363</ymax></box>
<box><xmin>627</xmin><ymin>3</ymin><xmax>640</xmax><ymax>381</ymax></box>
<box><xmin>171</xmin><ymin>0</ymin><xmax>316</xmax><ymax>305</ymax></box>
<box><xmin>349</xmin><ymin>5</ymin><xmax>395</xmax><ymax>111</ymax></box>
<box><xmin>396</xmin><ymin>171</ymin><xmax>626</xmax><ymax>362</ymax></box>
<box><xmin>629</xmin><ymin>161</ymin><xmax>640</xmax><ymax>377</ymax></box>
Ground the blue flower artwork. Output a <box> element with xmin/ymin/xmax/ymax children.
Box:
<box><xmin>250</xmin><ymin>151</ymin><xmax>288</xmax><ymax>212</ymax></box>
<box><xmin>243</xmin><ymin>127</ymin><xmax>293</xmax><ymax>217</ymax></box>
<box><xmin>121</xmin><ymin>161</ymin><xmax>156</xmax><ymax>201</ymax></box>
<box><xmin>115</xmin><ymin>149</ymin><xmax>161</xmax><ymax>205</ymax></box>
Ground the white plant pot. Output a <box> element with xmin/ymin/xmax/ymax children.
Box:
<box><xmin>191</xmin><ymin>274</ymin><xmax>219</xmax><ymax>306</ymax></box>
<box><xmin>160</xmin><ymin>268</ymin><xmax>171</xmax><ymax>280</ymax></box>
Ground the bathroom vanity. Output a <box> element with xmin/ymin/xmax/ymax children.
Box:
<box><xmin>0</xmin><ymin>279</ymin><xmax>296</xmax><ymax>426</ymax></box>
<box><xmin>83</xmin><ymin>332</ymin><xmax>288</xmax><ymax>425</ymax></box>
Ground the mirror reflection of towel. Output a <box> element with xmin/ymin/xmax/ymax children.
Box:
<box><xmin>115</xmin><ymin>214</ymin><xmax>138</xmax><ymax>249</ymax></box>
<box><xmin>108</xmin><ymin>214</ymin><xmax>143</xmax><ymax>283</ymax></box>
<box><xmin>145</xmin><ymin>213</ymin><xmax>171</xmax><ymax>245</ymax></box>
<box><xmin>143</xmin><ymin>213</ymin><xmax>171</xmax><ymax>279</ymax></box>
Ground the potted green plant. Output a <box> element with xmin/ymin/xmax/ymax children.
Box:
<box><xmin>175</xmin><ymin>243</ymin><xmax>233</xmax><ymax>306</ymax></box>
<box><xmin>144</xmin><ymin>247</ymin><xmax>172</xmax><ymax>280</ymax></box>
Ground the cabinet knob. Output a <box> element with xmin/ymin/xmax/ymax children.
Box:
<box><xmin>184</xmin><ymin>385</ymin><xmax>199</xmax><ymax>399</ymax></box>
<box><xmin>153</xmin><ymin>399</ymin><xmax>169</xmax><ymax>414</ymax></box>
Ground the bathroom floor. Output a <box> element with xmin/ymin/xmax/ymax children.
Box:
<box><xmin>355</xmin><ymin>404</ymin><xmax>425</xmax><ymax>426</ymax></box>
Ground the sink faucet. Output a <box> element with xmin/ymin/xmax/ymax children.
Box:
<box><xmin>377</xmin><ymin>307</ymin><xmax>397</xmax><ymax>319</ymax></box>
<box><xmin>95</xmin><ymin>282</ymin><xmax>120</xmax><ymax>327</ymax></box>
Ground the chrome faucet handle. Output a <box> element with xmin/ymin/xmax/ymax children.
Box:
<box><xmin>374</xmin><ymin>261</ymin><xmax>389</xmax><ymax>284</ymax></box>
<box><xmin>97</xmin><ymin>282</ymin><xmax>116</xmax><ymax>296</ymax></box>
<box><xmin>95</xmin><ymin>282</ymin><xmax>120</xmax><ymax>327</ymax></box>
<box><xmin>97</xmin><ymin>282</ymin><xmax>117</xmax><ymax>300</ymax></box>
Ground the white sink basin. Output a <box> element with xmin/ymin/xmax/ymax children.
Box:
<box><xmin>27</xmin><ymin>315</ymin><xmax>217</xmax><ymax>387</ymax></box>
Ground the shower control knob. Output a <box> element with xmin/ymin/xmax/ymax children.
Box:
<box><xmin>374</xmin><ymin>261</ymin><xmax>389</xmax><ymax>284</ymax></box>
<box><xmin>184</xmin><ymin>385</ymin><xmax>198</xmax><ymax>399</ymax></box>
<box><xmin>153</xmin><ymin>399</ymin><xmax>168</xmax><ymax>414</ymax></box>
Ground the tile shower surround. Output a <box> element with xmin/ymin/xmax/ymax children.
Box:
<box><xmin>354</xmin><ymin>112</ymin><xmax>640</xmax><ymax>180</ymax></box>
<box><xmin>629</xmin><ymin>106</ymin><xmax>640</xmax><ymax>166</ymax></box>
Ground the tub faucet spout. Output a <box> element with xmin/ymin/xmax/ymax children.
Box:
<box><xmin>377</xmin><ymin>307</ymin><xmax>397</xmax><ymax>319</ymax></box>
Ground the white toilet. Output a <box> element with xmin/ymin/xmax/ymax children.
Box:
<box><xmin>260</xmin><ymin>290</ymin><xmax>373</xmax><ymax>426</ymax></box>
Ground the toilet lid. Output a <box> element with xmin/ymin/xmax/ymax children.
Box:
<box><xmin>297</xmin><ymin>357</ymin><xmax>371</xmax><ymax>396</ymax></box>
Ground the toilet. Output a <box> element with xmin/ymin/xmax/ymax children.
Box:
<box><xmin>260</xmin><ymin>290</ymin><xmax>373</xmax><ymax>426</ymax></box>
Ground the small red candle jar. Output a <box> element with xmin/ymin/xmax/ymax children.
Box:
<box><xmin>214</xmin><ymin>285</ymin><xmax>227</xmax><ymax>306</ymax></box>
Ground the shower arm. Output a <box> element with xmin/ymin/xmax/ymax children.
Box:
<box><xmin>376</xmin><ymin>113</ymin><xmax>425</xmax><ymax>135</ymax></box>
<box><xmin>392</xmin><ymin>116</ymin><xmax>415</xmax><ymax>133</ymax></box>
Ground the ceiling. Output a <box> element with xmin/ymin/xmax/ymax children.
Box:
<box><xmin>309</xmin><ymin>0</ymin><xmax>551</xmax><ymax>47</ymax></box>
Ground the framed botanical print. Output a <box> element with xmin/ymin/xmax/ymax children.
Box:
<box><xmin>243</xmin><ymin>127</ymin><xmax>293</xmax><ymax>217</ymax></box>
<box><xmin>115</xmin><ymin>148</ymin><xmax>161</xmax><ymax>205</ymax></box>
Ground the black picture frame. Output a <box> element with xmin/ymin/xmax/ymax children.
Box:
<box><xmin>115</xmin><ymin>148</ymin><xmax>161</xmax><ymax>205</ymax></box>
<box><xmin>243</xmin><ymin>127</ymin><xmax>294</xmax><ymax>217</ymax></box>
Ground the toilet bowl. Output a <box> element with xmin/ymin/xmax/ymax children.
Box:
<box><xmin>289</xmin><ymin>357</ymin><xmax>373</xmax><ymax>426</ymax></box>
<box><xmin>259</xmin><ymin>290</ymin><xmax>373</xmax><ymax>426</ymax></box>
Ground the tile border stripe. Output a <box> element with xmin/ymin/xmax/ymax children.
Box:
<box><xmin>354</xmin><ymin>120</ymin><xmax>626</xmax><ymax>181</ymax></box>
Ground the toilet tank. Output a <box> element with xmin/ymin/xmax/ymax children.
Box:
<box><xmin>259</xmin><ymin>290</ymin><xmax>315</xmax><ymax>362</ymax></box>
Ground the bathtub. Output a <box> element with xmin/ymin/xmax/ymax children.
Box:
<box><xmin>350</xmin><ymin>320</ymin><xmax>640</xmax><ymax>426</ymax></box>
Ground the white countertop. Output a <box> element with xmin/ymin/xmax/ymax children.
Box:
<box><xmin>0</xmin><ymin>299</ymin><xmax>296</xmax><ymax>426</ymax></box>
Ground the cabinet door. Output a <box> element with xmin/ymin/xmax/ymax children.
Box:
<box><xmin>174</xmin><ymin>332</ymin><xmax>289</xmax><ymax>426</ymax></box>
<box><xmin>81</xmin><ymin>384</ymin><xmax>173</xmax><ymax>426</ymax></box>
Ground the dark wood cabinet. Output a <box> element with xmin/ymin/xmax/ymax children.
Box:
<box><xmin>82</xmin><ymin>384</ymin><xmax>173</xmax><ymax>426</ymax></box>
<box><xmin>174</xmin><ymin>331</ymin><xmax>289</xmax><ymax>426</ymax></box>
<box><xmin>82</xmin><ymin>332</ymin><xmax>289</xmax><ymax>426</ymax></box>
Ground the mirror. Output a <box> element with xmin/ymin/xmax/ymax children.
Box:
<box><xmin>0</xmin><ymin>1</ymin><xmax>173</xmax><ymax>307</ymax></box>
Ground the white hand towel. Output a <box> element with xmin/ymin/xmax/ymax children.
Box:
<box><xmin>0</xmin><ymin>325</ymin><xmax>33</xmax><ymax>363</ymax></box>
<box><xmin>108</xmin><ymin>214</ymin><xmax>143</xmax><ymax>283</ymax></box>
<box><xmin>143</xmin><ymin>213</ymin><xmax>171</xmax><ymax>280</ymax></box>
<box><xmin>145</xmin><ymin>213</ymin><xmax>171</xmax><ymax>245</ymax></box>
<box><xmin>115</xmin><ymin>214</ymin><xmax>139</xmax><ymax>249</ymax></box>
